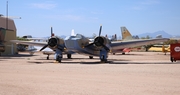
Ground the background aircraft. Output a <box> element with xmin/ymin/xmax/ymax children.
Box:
<box><xmin>64</xmin><ymin>25</ymin><xmax>169</xmax><ymax>62</ymax></box>
<box><xmin>148</xmin><ymin>45</ymin><xmax>170</xmax><ymax>55</ymax></box>
<box><xmin>111</xmin><ymin>26</ymin><xmax>138</xmax><ymax>55</ymax></box>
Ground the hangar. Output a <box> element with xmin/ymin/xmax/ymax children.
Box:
<box><xmin>0</xmin><ymin>16</ymin><xmax>17</xmax><ymax>55</ymax></box>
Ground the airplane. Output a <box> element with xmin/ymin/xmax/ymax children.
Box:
<box><xmin>64</xmin><ymin>25</ymin><xmax>169</xmax><ymax>62</ymax></box>
<box><xmin>162</xmin><ymin>45</ymin><xmax>170</xmax><ymax>54</ymax></box>
<box><xmin>149</xmin><ymin>44</ymin><xmax>170</xmax><ymax>55</ymax></box>
<box><xmin>111</xmin><ymin>26</ymin><xmax>137</xmax><ymax>55</ymax></box>
<box><xmin>11</xmin><ymin>25</ymin><xmax>169</xmax><ymax>63</ymax></box>
<box><xmin>11</xmin><ymin>27</ymin><xmax>74</xmax><ymax>62</ymax></box>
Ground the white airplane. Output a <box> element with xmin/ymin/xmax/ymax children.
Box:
<box><xmin>11</xmin><ymin>25</ymin><xmax>169</xmax><ymax>63</ymax></box>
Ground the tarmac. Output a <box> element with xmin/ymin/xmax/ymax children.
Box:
<box><xmin>0</xmin><ymin>52</ymin><xmax>180</xmax><ymax>95</ymax></box>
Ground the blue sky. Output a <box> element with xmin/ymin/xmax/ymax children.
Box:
<box><xmin>0</xmin><ymin>0</ymin><xmax>180</xmax><ymax>38</ymax></box>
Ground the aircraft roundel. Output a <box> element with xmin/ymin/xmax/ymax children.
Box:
<box><xmin>174</xmin><ymin>46</ymin><xmax>180</xmax><ymax>52</ymax></box>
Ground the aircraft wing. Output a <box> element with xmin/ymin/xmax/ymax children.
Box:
<box><xmin>110</xmin><ymin>38</ymin><xmax>169</xmax><ymax>50</ymax></box>
<box><xmin>10</xmin><ymin>40</ymin><xmax>47</xmax><ymax>47</ymax></box>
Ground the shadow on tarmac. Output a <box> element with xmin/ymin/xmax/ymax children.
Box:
<box><xmin>26</xmin><ymin>59</ymin><xmax>179</xmax><ymax>65</ymax></box>
<box><xmin>0</xmin><ymin>54</ymin><xmax>37</xmax><ymax>59</ymax></box>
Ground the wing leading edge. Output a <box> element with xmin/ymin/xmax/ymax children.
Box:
<box><xmin>110</xmin><ymin>38</ymin><xmax>169</xmax><ymax>50</ymax></box>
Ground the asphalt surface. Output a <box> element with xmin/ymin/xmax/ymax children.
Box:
<box><xmin>0</xmin><ymin>52</ymin><xmax>180</xmax><ymax>95</ymax></box>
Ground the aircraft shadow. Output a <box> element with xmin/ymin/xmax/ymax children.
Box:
<box><xmin>26</xmin><ymin>57</ymin><xmax>179</xmax><ymax>65</ymax></box>
<box><xmin>0</xmin><ymin>54</ymin><xmax>37</xmax><ymax>59</ymax></box>
<box><xmin>27</xmin><ymin>61</ymin><xmax>55</xmax><ymax>64</ymax></box>
<box><xmin>109</xmin><ymin>60</ymin><xmax>179</xmax><ymax>64</ymax></box>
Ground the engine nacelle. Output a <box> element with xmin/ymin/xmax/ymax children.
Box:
<box><xmin>94</xmin><ymin>36</ymin><xmax>110</xmax><ymax>48</ymax></box>
<box><xmin>48</xmin><ymin>36</ymin><xmax>64</xmax><ymax>49</ymax></box>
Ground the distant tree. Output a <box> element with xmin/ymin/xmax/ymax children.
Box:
<box><xmin>163</xmin><ymin>39</ymin><xmax>178</xmax><ymax>45</ymax></box>
<box><xmin>146</xmin><ymin>35</ymin><xmax>150</xmax><ymax>39</ymax></box>
<box><xmin>17</xmin><ymin>36</ymin><xmax>30</xmax><ymax>41</ymax></box>
<box><xmin>141</xmin><ymin>35</ymin><xmax>151</xmax><ymax>39</ymax></box>
<box><xmin>144</xmin><ymin>45</ymin><xmax>154</xmax><ymax>52</ymax></box>
<box><xmin>141</xmin><ymin>37</ymin><xmax>146</xmax><ymax>39</ymax></box>
<box><xmin>16</xmin><ymin>36</ymin><xmax>30</xmax><ymax>51</ymax></box>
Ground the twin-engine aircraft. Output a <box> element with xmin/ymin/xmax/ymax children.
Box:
<box><xmin>64</xmin><ymin>25</ymin><xmax>169</xmax><ymax>62</ymax></box>
<box><xmin>11</xmin><ymin>26</ymin><xmax>169</xmax><ymax>63</ymax></box>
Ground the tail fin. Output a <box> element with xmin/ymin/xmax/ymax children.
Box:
<box><xmin>162</xmin><ymin>45</ymin><xmax>167</xmax><ymax>55</ymax></box>
<box><xmin>121</xmin><ymin>27</ymin><xmax>133</xmax><ymax>40</ymax></box>
<box><xmin>0</xmin><ymin>28</ymin><xmax>6</xmax><ymax>42</ymax></box>
<box><xmin>51</xmin><ymin>27</ymin><xmax>54</xmax><ymax>37</ymax></box>
<box><xmin>71</xmin><ymin>29</ymin><xmax>76</xmax><ymax>36</ymax></box>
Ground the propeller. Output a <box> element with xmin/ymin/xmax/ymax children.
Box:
<box><xmin>51</xmin><ymin>27</ymin><xmax>54</xmax><ymax>37</ymax></box>
<box><xmin>85</xmin><ymin>25</ymin><xmax>110</xmax><ymax>51</ymax></box>
<box><xmin>39</xmin><ymin>44</ymin><xmax>48</xmax><ymax>51</ymax></box>
<box><xmin>39</xmin><ymin>27</ymin><xmax>57</xmax><ymax>51</ymax></box>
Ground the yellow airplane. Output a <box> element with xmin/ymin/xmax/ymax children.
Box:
<box><xmin>148</xmin><ymin>45</ymin><xmax>170</xmax><ymax>55</ymax></box>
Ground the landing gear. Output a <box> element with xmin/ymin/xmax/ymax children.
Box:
<box><xmin>47</xmin><ymin>55</ymin><xmax>49</xmax><ymax>60</ymax></box>
<box><xmin>122</xmin><ymin>52</ymin><xmax>125</xmax><ymax>55</ymax></box>
<box><xmin>89</xmin><ymin>56</ymin><xmax>93</xmax><ymax>59</ymax></box>
<box><xmin>67</xmin><ymin>54</ymin><xmax>72</xmax><ymax>59</ymax></box>
<box><xmin>55</xmin><ymin>49</ymin><xmax>63</xmax><ymax>63</ymax></box>
<box><xmin>100</xmin><ymin>49</ymin><xmax>108</xmax><ymax>63</ymax></box>
<box><xmin>29</xmin><ymin>52</ymin><xmax>34</xmax><ymax>55</ymax></box>
<box><xmin>56</xmin><ymin>54</ymin><xmax>62</xmax><ymax>63</ymax></box>
<box><xmin>100</xmin><ymin>55</ymin><xmax>107</xmax><ymax>63</ymax></box>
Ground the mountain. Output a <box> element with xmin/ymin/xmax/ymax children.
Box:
<box><xmin>138</xmin><ymin>31</ymin><xmax>172</xmax><ymax>38</ymax></box>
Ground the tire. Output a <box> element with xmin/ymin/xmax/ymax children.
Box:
<box><xmin>67</xmin><ymin>54</ymin><xmax>71</xmax><ymax>59</ymax></box>
<box><xmin>89</xmin><ymin>56</ymin><xmax>93</xmax><ymax>59</ymax></box>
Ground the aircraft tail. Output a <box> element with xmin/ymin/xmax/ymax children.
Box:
<box><xmin>121</xmin><ymin>27</ymin><xmax>133</xmax><ymax>40</ymax></box>
<box><xmin>162</xmin><ymin>45</ymin><xmax>170</xmax><ymax>55</ymax></box>
<box><xmin>51</xmin><ymin>27</ymin><xmax>54</xmax><ymax>37</ymax></box>
<box><xmin>71</xmin><ymin>29</ymin><xmax>76</xmax><ymax>36</ymax></box>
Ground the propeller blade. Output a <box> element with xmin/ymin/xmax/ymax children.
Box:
<box><xmin>85</xmin><ymin>43</ymin><xmax>94</xmax><ymax>48</ymax></box>
<box><xmin>40</xmin><ymin>44</ymin><xmax>48</xmax><ymax>51</ymax></box>
<box><xmin>99</xmin><ymin>25</ymin><xmax>102</xmax><ymax>37</ymax></box>
<box><xmin>101</xmin><ymin>44</ymin><xmax>110</xmax><ymax>52</ymax></box>
<box><xmin>51</xmin><ymin>27</ymin><xmax>55</xmax><ymax>37</ymax></box>
<box><xmin>51</xmin><ymin>27</ymin><xmax>53</xmax><ymax>37</ymax></box>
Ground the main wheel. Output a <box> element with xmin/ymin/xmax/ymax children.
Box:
<box><xmin>89</xmin><ymin>56</ymin><xmax>93</xmax><ymax>59</ymax></box>
<box><xmin>100</xmin><ymin>55</ymin><xmax>107</xmax><ymax>63</ymax></box>
<box><xmin>56</xmin><ymin>55</ymin><xmax>62</xmax><ymax>63</ymax></box>
<box><xmin>67</xmin><ymin>54</ymin><xmax>72</xmax><ymax>59</ymax></box>
<box><xmin>47</xmin><ymin>56</ymin><xmax>49</xmax><ymax>60</ymax></box>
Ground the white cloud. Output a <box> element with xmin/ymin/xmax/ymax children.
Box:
<box><xmin>140</xmin><ymin>0</ymin><xmax>160</xmax><ymax>5</ymax></box>
<box><xmin>31</xmin><ymin>2</ymin><xmax>57</xmax><ymax>10</ymax></box>
<box><xmin>45</xmin><ymin>14</ymin><xmax>83</xmax><ymax>21</ymax></box>
<box><xmin>129</xmin><ymin>0</ymin><xmax>160</xmax><ymax>11</ymax></box>
<box><xmin>45</xmin><ymin>14</ymin><xmax>98</xmax><ymax>22</ymax></box>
